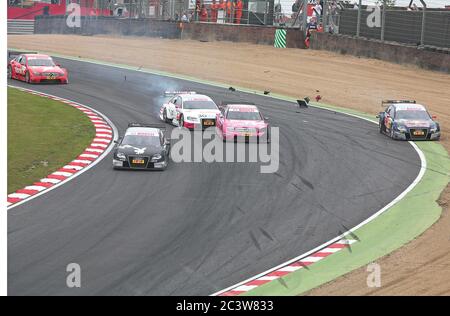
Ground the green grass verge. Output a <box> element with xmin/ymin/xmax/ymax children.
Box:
<box><xmin>8</xmin><ymin>87</ymin><xmax>95</xmax><ymax>193</ymax></box>
<box><xmin>243</xmin><ymin>141</ymin><xmax>449</xmax><ymax>295</ymax></box>
<box><xmin>8</xmin><ymin>48</ymin><xmax>450</xmax><ymax>295</ymax></box>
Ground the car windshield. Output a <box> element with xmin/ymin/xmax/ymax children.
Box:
<box><xmin>27</xmin><ymin>58</ymin><xmax>55</xmax><ymax>67</ymax></box>
<box><xmin>122</xmin><ymin>135</ymin><xmax>161</xmax><ymax>147</ymax></box>
<box><xmin>183</xmin><ymin>100</ymin><xmax>218</xmax><ymax>110</ymax></box>
<box><xmin>227</xmin><ymin>110</ymin><xmax>262</xmax><ymax>120</ymax></box>
<box><xmin>396</xmin><ymin>110</ymin><xmax>430</xmax><ymax>120</ymax></box>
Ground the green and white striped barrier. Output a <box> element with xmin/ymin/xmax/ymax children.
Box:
<box><xmin>274</xmin><ymin>29</ymin><xmax>287</xmax><ymax>48</ymax></box>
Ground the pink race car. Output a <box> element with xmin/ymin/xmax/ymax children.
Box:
<box><xmin>8</xmin><ymin>53</ymin><xmax>68</xmax><ymax>84</ymax></box>
<box><xmin>216</xmin><ymin>103</ymin><xmax>270</xmax><ymax>142</ymax></box>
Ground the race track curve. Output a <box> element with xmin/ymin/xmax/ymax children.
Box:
<box><xmin>8</xmin><ymin>57</ymin><xmax>421</xmax><ymax>295</ymax></box>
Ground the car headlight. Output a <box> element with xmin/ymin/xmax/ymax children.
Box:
<box><xmin>396</xmin><ymin>125</ymin><xmax>407</xmax><ymax>132</ymax></box>
<box><xmin>259</xmin><ymin>127</ymin><xmax>267</xmax><ymax>133</ymax></box>
<box><xmin>116</xmin><ymin>152</ymin><xmax>126</xmax><ymax>161</ymax></box>
<box><xmin>151</xmin><ymin>154</ymin><xmax>162</xmax><ymax>162</ymax></box>
<box><xmin>430</xmin><ymin>123</ymin><xmax>439</xmax><ymax>133</ymax></box>
<box><xmin>31</xmin><ymin>71</ymin><xmax>42</xmax><ymax>76</ymax></box>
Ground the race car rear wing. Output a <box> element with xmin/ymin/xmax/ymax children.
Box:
<box><xmin>382</xmin><ymin>100</ymin><xmax>416</xmax><ymax>106</ymax></box>
<box><xmin>8</xmin><ymin>51</ymin><xmax>38</xmax><ymax>60</ymax></box>
<box><xmin>8</xmin><ymin>51</ymin><xmax>38</xmax><ymax>58</ymax></box>
<box><xmin>163</xmin><ymin>91</ymin><xmax>196</xmax><ymax>97</ymax></box>
<box><xmin>220</xmin><ymin>101</ymin><xmax>256</xmax><ymax>107</ymax></box>
<box><xmin>128</xmin><ymin>122</ymin><xmax>167</xmax><ymax>130</ymax></box>
<box><xmin>219</xmin><ymin>101</ymin><xmax>256</xmax><ymax>111</ymax></box>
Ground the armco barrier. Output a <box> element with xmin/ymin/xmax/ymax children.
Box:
<box><xmin>310</xmin><ymin>32</ymin><xmax>450</xmax><ymax>73</ymax></box>
<box><xmin>8</xmin><ymin>19</ymin><xmax>35</xmax><ymax>35</ymax></box>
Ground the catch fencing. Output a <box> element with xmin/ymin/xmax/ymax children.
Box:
<box><xmin>328</xmin><ymin>1</ymin><xmax>450</xmax><ymax>49</ymax></box>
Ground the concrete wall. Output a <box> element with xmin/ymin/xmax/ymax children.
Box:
<box><xmin>181</xmin><ymin>23</ymin><xmax>305</xmax><ymax>48</ymax></box>
<box><xmin>310</xmin><ymin>32</ymin><xmax>450</xmax><ymax>73</ymax></box>
<box><xmin>35</xmin><ymin>16</ymin><xmax>181</xmax><ymax>39</ymax></box>
<box><xmin>181</xmin><ymin>23</ymin><xmax>275</xmax><ymax>45</ymax></box>
<box><xmin>35</xmin><ymin>16</ymin><xmax>306</xmax><ymax>48</ymax></box>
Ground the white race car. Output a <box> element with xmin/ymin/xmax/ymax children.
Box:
<box><xmin>159</xmin><ymin>91</ymin><xmax>220</xmax><ymax>129</ymax></box>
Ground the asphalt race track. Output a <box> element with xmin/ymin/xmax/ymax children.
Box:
<box><xmin>7</xmin><ymin>57</ymin><xmax>421</xmax><ymax>295</ymax></box>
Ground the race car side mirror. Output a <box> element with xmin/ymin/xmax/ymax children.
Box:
<box><xmin>56</xmin><ymin>64</ymin><xmax>61</xmax><ymax>67</ymax></box>
<box><xmin>264</xmin><ymin>117</ymin><xmax>269</xmax><ymax>121</ymax></box>
<box><xmin>432</xmin><ymin>115</ymin><xmax>437</xmax><ymax>120</ymax></box>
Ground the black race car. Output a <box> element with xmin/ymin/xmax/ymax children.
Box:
<box><xmin>113</xmin><ymin>123</ymin><xmax>170</xmax><ymax>170</ymax></box>
<box><xmin>377</xmin><ymin>100</ymin><xmax>441</xmax><ymax>141</ymax></box>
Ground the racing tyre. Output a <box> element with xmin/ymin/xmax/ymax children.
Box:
<box><xmin>7</xmin><ymin>66</ymin><xmax>12</xmax><ymax>79</ymax></box>
<box><xmin>179</xmin><ymin>115</ymin><xmax>184</xmax><ymax>128</ymax></box>
<box><xmin>389</xmin><ymin>128</ymin><xmax>396</xmax><ymax>140</ymax></box>
<box><xmin>25</xmin><ymin>72</ymin><xmax>31</xmax><ymax>84</ymax></box>
<box><xmin>163</xmin><ymin>108</ymin><xmax>169</xmax><ymax>123</ymax></box>
<box><xmin>161</xmin><ymin>160</ymin><xmax>168</xmax><ymax>171</ymax></box>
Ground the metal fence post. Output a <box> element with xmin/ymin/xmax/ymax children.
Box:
<box><xmin>302</xmin><ymin>0</ymin><xmax>308</xmax><ymax>32</ymax></box>
<box><xmin>264</xmin><ymin>0</ymin><xmax>268</xmax><ymax>25</ymax></box>
<box><xmin>420</xmin><ymin>0</ymin><xmax>427</xmax><ymax>46</ymax></box>
<box><xmin>322</xmin><ymin>0</ymin><xmax>328</xmax><ymax>32</ymax></box>
<box><xmin>381</xmin><ymin>3</ymin><xmax>386</xmax><ymax>41</ymax></box>
<box><xmin>356</xmin><ymin>0</ymin><xmax>361</xmax><ymax>37</ymax></box>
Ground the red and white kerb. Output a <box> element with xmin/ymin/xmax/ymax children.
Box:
<box><xmin>6</xmin><ymin>87</ymin><xmax>113</xmax><ymax>208</ymax></box>
<box><xmin>216</xmin><ymin>239</ymin><xmax>357</xmax><ymax>296</ymax></box>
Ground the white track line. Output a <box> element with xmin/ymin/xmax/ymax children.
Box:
<box><xmin>8</xmin><ymin>60</ymin><xmax>427</xmax><ymax>295</ymax></box>
<box><xmin>7</xmin><ymin>85</ymin><xmax>118</xmax><ymax>210</ymax></box>
<box><xmin>212</xmin><ymin>106</ymin><xmax>427</xmax><ymax>296</ymax></box>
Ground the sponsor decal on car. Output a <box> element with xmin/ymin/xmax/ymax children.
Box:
<box><xmin>228</xmin><ymin>108</ymin><xmax>259</xmax><ymax>112</ymax></box>
<box><xmin>120</xmin><ymin>145</ymin><xmax>147</xmax><ymax>155</ymax></box>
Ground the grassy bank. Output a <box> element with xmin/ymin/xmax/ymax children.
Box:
<box><xmin>7</xmin><ymin>87</ymin><xmax>95</xmax><ymax>193</ymax></box>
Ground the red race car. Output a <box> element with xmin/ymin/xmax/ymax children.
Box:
<box><xmin>8</xmin><ymin>53</ymin><xmax>68</xmax><ymax>84</ymax></box>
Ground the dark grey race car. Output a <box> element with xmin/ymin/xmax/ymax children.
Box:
<box><xmin>113</xmin><ymin>123</ymin><xmax>170</xmax><ymax>170</ymax></box>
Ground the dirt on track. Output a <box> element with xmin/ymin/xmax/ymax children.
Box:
<box><xmin>8</xmin><ymin>34</ymin><xmax>450</xmax><ymax>295</ymax></box>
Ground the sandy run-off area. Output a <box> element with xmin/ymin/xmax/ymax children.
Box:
<box><xmin>8</xmin><ymin>34</ymin><xmax>450</xmax><ymax>295</ymax></box>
